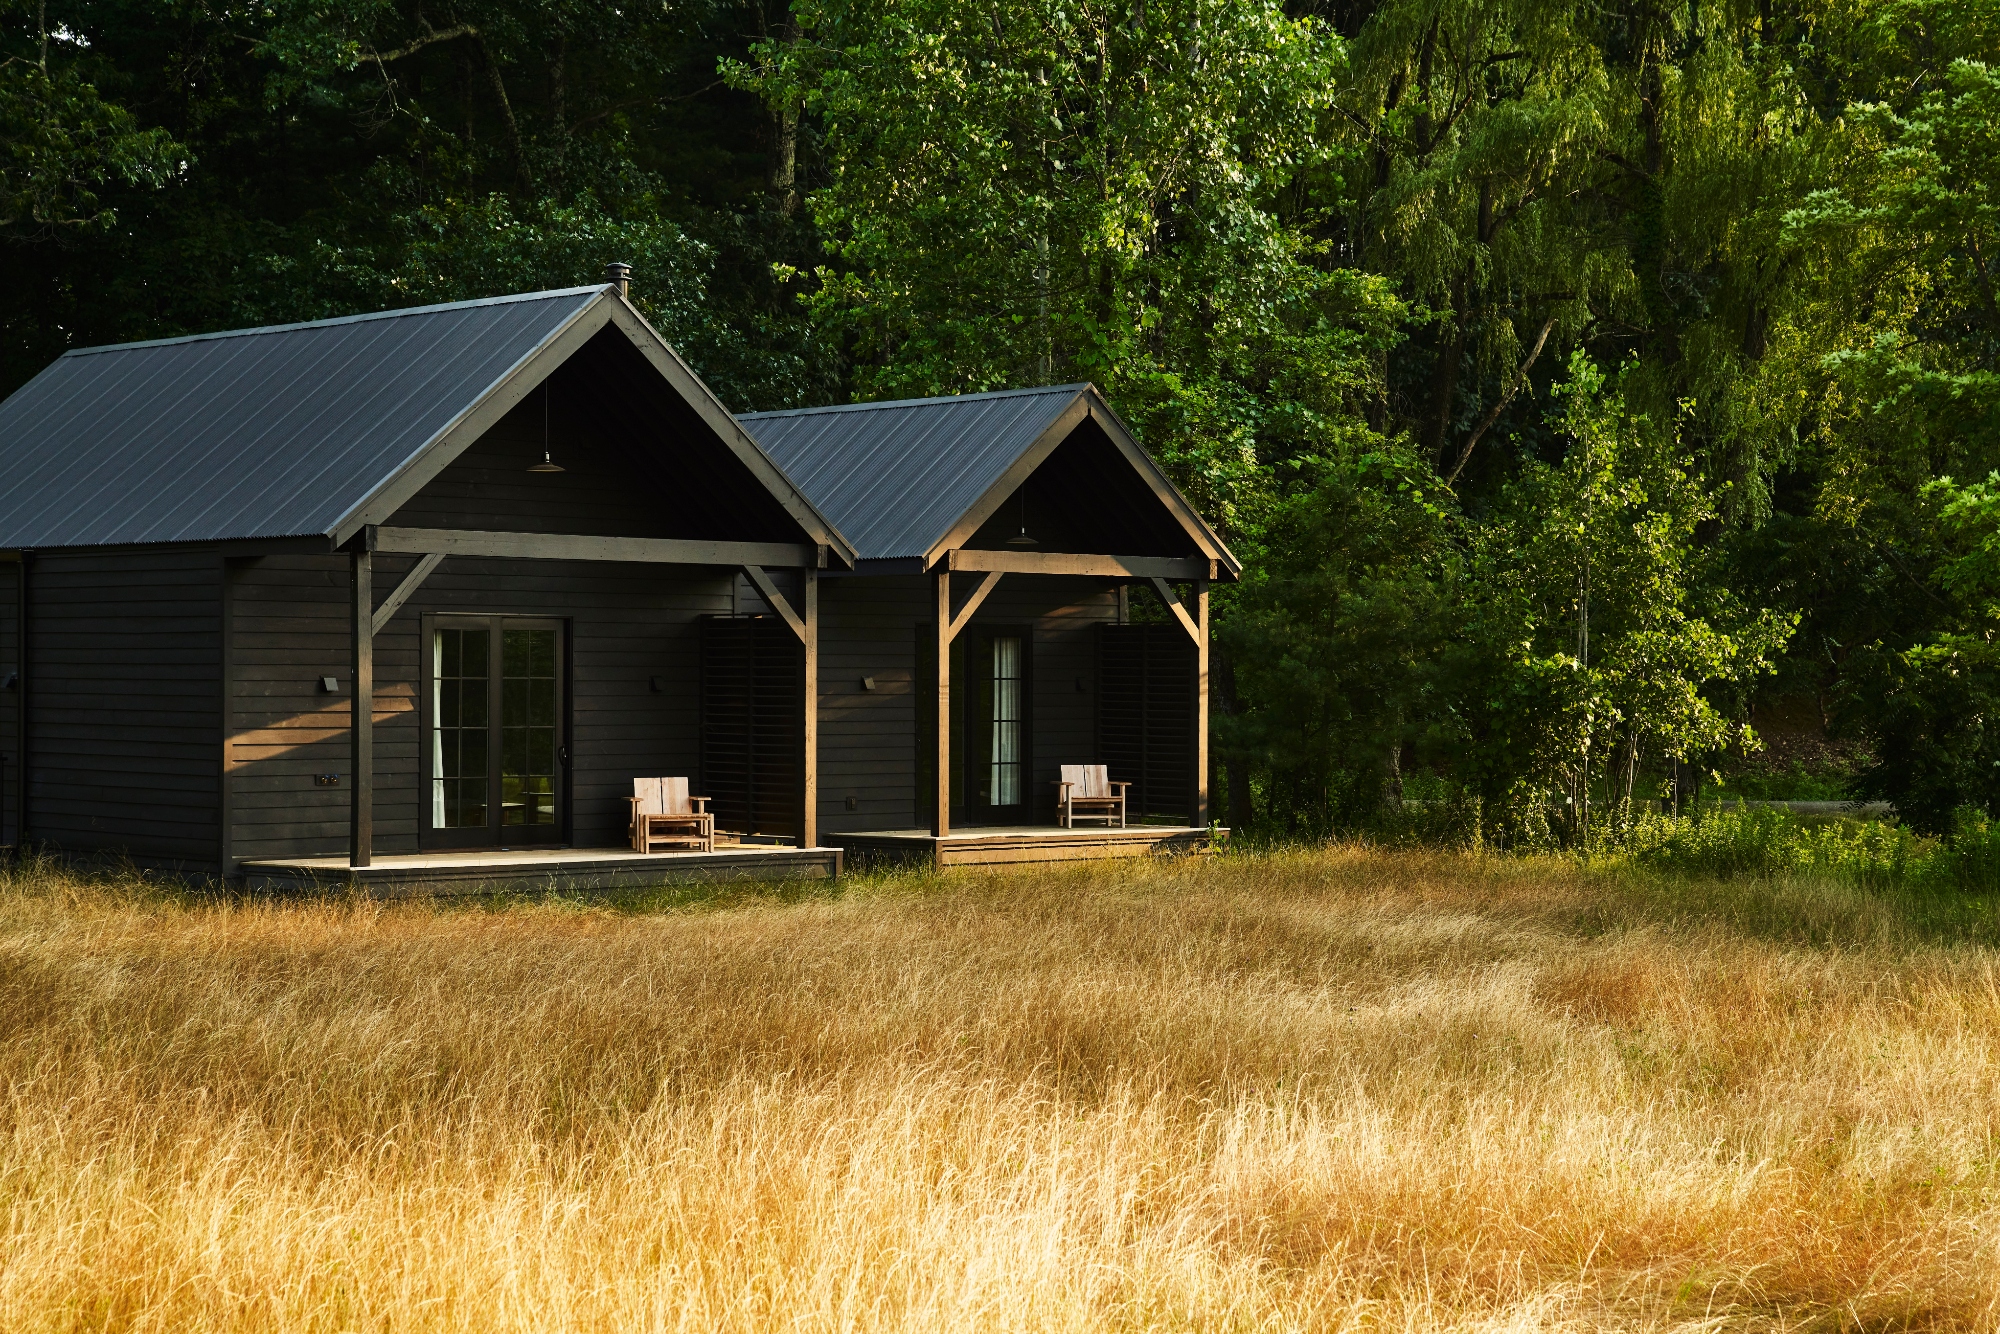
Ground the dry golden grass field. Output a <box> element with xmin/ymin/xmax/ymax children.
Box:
<box><xmin>2</xmin><ymin>847</ymin><xmax>1999</xmax><ymax>1332</ymax></box>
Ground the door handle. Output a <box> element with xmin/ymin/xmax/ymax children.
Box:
<box><xmin>558</xmin><ymin>745</ymin><xmax>570</xmax><ymax>767</ymax></box>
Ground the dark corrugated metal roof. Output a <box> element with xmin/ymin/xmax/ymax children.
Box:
<box><xmin>0</xmin><ymin>287</ymin><xmax>602</xmax><ymax>548</ymax></box>
<box><xmin>742</xmin><ymin>385</ymin><xmax>1086</xmax><ymax>562</ymax></box>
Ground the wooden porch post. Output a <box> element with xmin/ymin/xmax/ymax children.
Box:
<box><xmin>801</xmin><ymin>565</ymin><xmax>818</xmax><ymax>849</ymax></box>
<box><xmin>349</xmin><ymin>547</ymin><xmax>372</xmax><ymax>869</ymax></box>
<box><xmin>1193</xmin><ymin>577</ymin><xmax>1210</xmax><ymax>830</ymax></box>
<box><xmin>12</xmin><ymin>552</ymin><xmax>26</xmax><ymax>852</ymax></box>
<box><xmin>933</xmin><ymin>565</ymin><xmax>950</xmax><ymax>838</ymax></box>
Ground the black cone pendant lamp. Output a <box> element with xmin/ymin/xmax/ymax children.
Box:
<box><xmin>1005</xmin><ymin>487</ymin><xmax>1037</xmax><ymax>547</ymax></box>
<box><xmin>527</xmin><ymin>380</ymin><xmax>564</xmax><ymax>473</ymax></box>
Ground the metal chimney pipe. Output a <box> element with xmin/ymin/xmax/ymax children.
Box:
<box><xmin>605</xmin><ymin>262</ymin><xmax>632</xmax><ymax>298</ymax></box>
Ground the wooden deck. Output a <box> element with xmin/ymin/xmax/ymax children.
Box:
<box><xmin>830</xmin><ymin>824</ymin><xmax>1222</xmax><ymax>870</ymax></box>
<box><xmin>239</xmin><ymin>843</ymin><xmax>842</xmax><ymax>897</ymax></box>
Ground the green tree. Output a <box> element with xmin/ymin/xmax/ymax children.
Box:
<box><xmin>731</xmin><ymin>0</ymin><xmax>1393</xmax><ymax>524</ymax></box>
<box><xmin>1460</xmin><ymin>355</ymin><xmax>1793</xmax><ymax>842</ymax></box>
<box><xmin>0</xmin><ymin>1</ymin><xmax>180</xmax><ymax>237</ymax></box>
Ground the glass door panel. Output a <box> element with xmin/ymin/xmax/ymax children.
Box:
<box><xmin>501</xmin><ymin>627</ymin><xmax>560</xmax><ymax>828</ymax></box>
<box><xmin>432</xmin><ymin>626</ymin><xmax>490</xmax><ymax>829</ymax></box>
<box><xmin>989</xmin><ymin>636</ymin><xmax>1023</xmax><ymax>807</ymax></box>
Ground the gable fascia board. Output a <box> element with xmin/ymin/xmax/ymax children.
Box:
<box><xmin>330</xmin><ymin>293</ymin><xmax>614</xmax><ymax>548</ymax></box>
<box><xmin>600</xmin><ymin>297</ymin><xmax>860</xmax><ymax>569</ymax></box>
<box><xmin>920</xmin><ymin>386</ymin><xmax>1243</xmax><ymax>578</ymax></box>
<box><xmin>1080</xmin><ymin>387</ymin><xmax>1241</xmax><ymax>578</ymax></box>
<box><xmin>922</xmin><ymin>392</ymin><xmax>1094</xmax><ymax>569</ymax></box>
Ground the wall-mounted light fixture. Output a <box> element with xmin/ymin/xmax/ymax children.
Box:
<box><xmin>319</xmin><ymin>676</ymin><xmax>339</xmax><ymax>693</ymax></box>
<box><xmin>861</xmin><ymin>675</ymin><xmax>877</xmax><ymax>691</ymax></box>
<box><xmin>1</xmin><ymin>671</ymin><xmax>16</xmax><ymax>691</ymax></box>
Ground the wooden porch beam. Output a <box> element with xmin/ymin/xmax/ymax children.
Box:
<box><xmin>948</xmin><ymin>549</ymin><xmax>1215</xmax><ymax>580</ymax></box>
<box><xmin>741</xmin><ymin>564</ymin><xmax>806</xmax><ymax>641</ymax></box>
<box><xmin>1149</xmin><ymin>577</ymin><xmax>1202</xmax><ymax>644</ymax></box>
<box><xmin>946</xmin><ymin>570</ymin><xmax>1003</xmax><ymax>643</ymax></box>
<box><xmin>375</xmin><ymin>527</ymin><xmax>816</xmax><ymax>569</ymax></box>
<box><xmin>371</xmin><ymin>552</ymin><xmax>445</xmax><ymax>636</ymax></box>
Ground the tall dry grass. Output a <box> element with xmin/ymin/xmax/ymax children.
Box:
<box><xmin>1</xmin><ymin>849</ymin><xmax>1998</xmax><ymax>1331</ymax></box>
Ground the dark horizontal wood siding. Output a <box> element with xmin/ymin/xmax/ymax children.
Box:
<box><xmin>25</xmin><ymin>549</ymin><xmax>222</xmax><ymax>868</ymax></box>
<box><xmin>815</xmin><ymin>574</ymin><xmax>1118</xmax><ymax>833</ymax></box>
<box><xmin>227</xmin><ymin>553</ymin><xmax>731</xmax><ymax>866</ymax></box>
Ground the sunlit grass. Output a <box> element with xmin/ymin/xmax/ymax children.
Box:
<box><xmin>1</xmin><ymin>846</ymin><xmax>1997</xmax><ymax>1330</ymax></box>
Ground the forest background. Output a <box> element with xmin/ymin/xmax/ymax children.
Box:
<box><xmin>2</xmin><ymin>0</ymin><xmax>1995</xmax><ymax>845</ymax></box>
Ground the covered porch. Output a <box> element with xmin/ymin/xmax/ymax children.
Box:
<box><xmin>746</xmin><ymin>384</ymin><xmax>1241</xmax><ymax>869</ymax></box>
<box><xmin>208</xmin><ymin>277</ymin><xmax>858</xmax><ymax>889</ymax></box>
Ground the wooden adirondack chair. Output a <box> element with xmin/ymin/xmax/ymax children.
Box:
<box><xmin>1055</xmin><ymin>764</ymin><xmax>1128</xmax><ymax>828</ymax></box>
<box><xmin>629</xmin><ymin>777</ymin><xmax>714</xmax><ymax>852</ymax></box>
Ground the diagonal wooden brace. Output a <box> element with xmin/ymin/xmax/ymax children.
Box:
<box><xmin>742</xmin><ymin>564</ymin><xmax>807</xmax><ymax>641</ymax></box>
<box><xmin>1150</xmin><ymin>577</ymin><xmax>1201</xmax><ymax>643</ymax></box>
<box><xmin>946</xmin><ymin>570</ymin><xmax>1004</xmax><ymax>642</ymax></box>
<box><xmin>372</xmin><ymin>552</ymin><xmax>445</xmax><ymax>636</ymax></box>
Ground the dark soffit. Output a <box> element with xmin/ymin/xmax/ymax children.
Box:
<box><xmin>0</xmin><ymin>288</ymin><xmax>608</xmax><ymax>549</ymax></box>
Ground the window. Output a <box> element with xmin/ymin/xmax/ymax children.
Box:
<box><xmin>990</xmin><ymin>635</ymin><xmax>1022</xmax><ymax>806</ymax></box>
<box><xmin>432</xmin><ymin>626</ymin><xmax>489</xmax><ymax>829</ymax></box>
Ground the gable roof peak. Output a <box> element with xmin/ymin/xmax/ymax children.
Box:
<box><xmin>742</xmin><ymin>380</ymin><xmax>1236</xmax><ymax>575</ymax></box>
<box><xmin>0</xmin><ymin>284</ymin><xmax>857</xmax><ymax>564</ymax></box>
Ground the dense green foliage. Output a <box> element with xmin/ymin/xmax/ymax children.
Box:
<box><xmin>4</xmin><ymin>0</ymin><xmax>1996</xmax><ymax>842</ymax></box>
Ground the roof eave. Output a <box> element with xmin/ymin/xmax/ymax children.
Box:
<box><xmin>326</xmin><ymin>290</ymin><xmax>614</xmax><ymax>548</ymax></box>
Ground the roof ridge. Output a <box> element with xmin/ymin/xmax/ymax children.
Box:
<box><xmin>740</xmin><ymin>383</ymin><xmax>1090</xmax><ymax>419</ymax></box>
<box><xmin>59</xmin><ymin>286</ymin><xmax>610</xmax><ymax>359</ymax></box>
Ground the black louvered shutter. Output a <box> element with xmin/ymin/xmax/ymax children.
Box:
<box><xmin>1095</xmin><ymin>624</ymin><xmax>1194</xmax><ymax>819</ymax></box>
<box><xmin>701</xmin><ymin>617</ymin><xmax>803</xmax><ymax>839</ymax></box>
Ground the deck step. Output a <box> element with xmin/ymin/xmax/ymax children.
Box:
<box><xmin>239</xmin><ymin>846</ymin><xmax>842</xmax><ymax>897</ymax></box>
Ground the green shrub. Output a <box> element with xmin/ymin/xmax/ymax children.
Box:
<box><xmin>1628</xmin><ymin>805</ymin><xmax>1927</xmax><ymax>887</ymax></box>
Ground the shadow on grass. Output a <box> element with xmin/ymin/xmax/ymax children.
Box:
<box><xmin>1564</xmin><ymin>861</ymin><xmax>2000</xmax><ymax>951</ymax></box>
<box><xmin>15</xmin><ymin>839</ymin><xmax>2000</xmax><ymax>955</ymax></box>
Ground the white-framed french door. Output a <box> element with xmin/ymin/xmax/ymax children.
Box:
<box><xmin>421</xmin><ymin>614</ymin><xmax>567</xmax><ymax>848</ymax></box>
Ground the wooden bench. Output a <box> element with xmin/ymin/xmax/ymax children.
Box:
<box><xmin>629</xmin><ymin>777</ymin><xmax>714</xmax><ymax>853</ymax></box>
<box><xmin>1055</xmin><ymin>764</ymin><xmax>1128</xmax><ymax>828</ymax></box>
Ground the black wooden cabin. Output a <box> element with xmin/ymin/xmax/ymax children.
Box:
<box><xmin>0</xmin><ymin>281</ymin><xmax>1238</xmax><ymax>888</ymax></box>
<box><xmin>746</xmin><ymin>385</ymin><xmax>1240</xmax><ymax>866</ymax></box>
<box><xmin>0</xmin><ymin>282</ymin><xmax>857</xmax><ymax>888</ymax></box>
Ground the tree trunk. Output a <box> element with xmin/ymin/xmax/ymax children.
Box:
<box><xmin>476</xmin><ymin>36</ymin><xmax>534</xmax><ymax>193</ymax></box>
<box><xmin>762</xmin><ymin>10</ymin><xmax>802</xmax><ymax>216</ymax></box>
<box><xmin>1421</xmin><ymin>279</ymin><xmax>1467</xmax><ymax>470</ymax></box>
